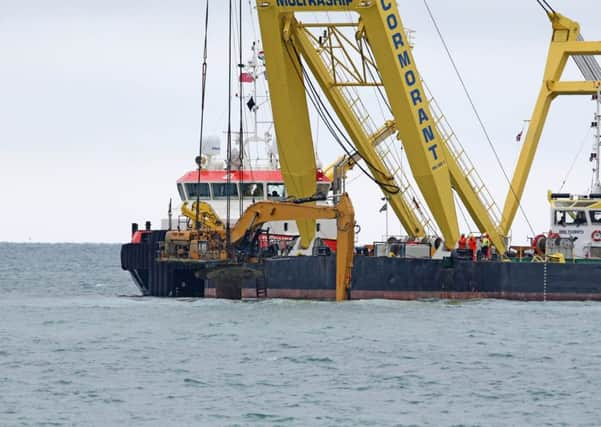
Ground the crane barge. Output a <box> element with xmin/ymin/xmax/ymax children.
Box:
<box><xmin>121</xmin><ymin>1</ymin><xmax>601</xmax><ymax>301</ymax></box>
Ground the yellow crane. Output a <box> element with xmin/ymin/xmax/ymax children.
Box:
<box><xmin>256</xmin><ymin>0</ymin><xmax>506</xmax><ymax>252</ymax></box>
<box><xmin>500</xmin><ymin>11</ymin><xmax>601</xmax><ymax>236</ymax></box>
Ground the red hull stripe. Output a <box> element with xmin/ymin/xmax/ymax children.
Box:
<box><xmin>177</xmin><ymin>169</ymin><xmax>330</xmax><ymax>183</ymax></box>
<box><xmin>205</xmin><ymin>289</ymin><xmax>601</xmax><ymax>301</ymax></box>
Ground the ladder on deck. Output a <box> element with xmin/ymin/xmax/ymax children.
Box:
<box><xmin>319</xmin><ymin>41</ymin><xmax>439</xmax><ymax>237</ymax></box>
<box><xmin>256</xmin><ymin>276</ymin><xmax>267</xmax><ymax>298</ymax></box>
<box><xmin>422</xmin><ymin>80</ymin><xmax>504</xmax><ymax>230</ymax></box>
<box><xmin>338</xmin><ymin>84</ymin><xmax>439</xmax><ymax>237</ymax></box>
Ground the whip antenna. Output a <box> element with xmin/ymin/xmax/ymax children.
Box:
<box><xmin>226</xmin><ymin>0</ymin><xmax>234</xmax><ymax>252</ymax></box>
<box><xmin>238</xmin><ymin>0</ymin><xmax>245</xmax><ymax>220</ymax></box>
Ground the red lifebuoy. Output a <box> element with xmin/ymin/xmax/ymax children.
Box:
<box><xmin>592</xmin><ymin>230</ymin><xmax>601</xmax><ymax>242</ymax></box>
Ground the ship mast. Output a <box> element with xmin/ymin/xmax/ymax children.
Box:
<box><xmin>593</xmin><ymin>85</ymin><xmax>601</xmax><ymax>194</ymax></box>
<box><xmin>240</xmin><ymin>41</ymin><xmax>276</xmax><ymax>170</ymax></box>
<box><xmin>252</xmin><ymin>44</ymin><xmax>259</xmax><ymax>140</ymax></box>
<box><xmin>238</xmin><ymin>0</ymin><xmax>244</xmax><ymax>219</ymax></box>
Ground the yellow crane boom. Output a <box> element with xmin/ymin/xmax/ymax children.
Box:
<box><xmin>500</xmin><ymin>12</ymin><xmax>601</xmax><ymax>236</ymax></box>
<box><xmin>258</xmin><ymin>5</ymin><xmax>320</xmax><ymax>249</ymax></box>
<box><xmin>357</xmin><ymin>2</ymin><xmax>459</xmax><ymax>241</ymax></box>
<box><xmin>256</xmin><ymin>0</ymin><xmax>506</xmax><ymax>251</ymax></box>
<box><xmin>292</xmin><ymin>27</ymin><xmax>428</xmax><ymax>237</ymax></box>
<box><xmin>257</xmin><ymin>1</ymin><xmax>456</xmax><ymax>243</ymax></box>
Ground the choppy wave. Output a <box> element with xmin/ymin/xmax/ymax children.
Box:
<box><xmin>1</xmin><ymin>243</ymin><xmax>601</xmax><ymax>426</ymax></box>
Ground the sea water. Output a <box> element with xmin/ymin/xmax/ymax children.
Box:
<box><xmin>1</xmin><ymin>243</ymin><xmax>600</xmax><ymax>426</ymax></box>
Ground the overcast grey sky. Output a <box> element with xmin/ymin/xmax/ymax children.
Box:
<box><xmin>1</xmin><ymin>0</ymin><xmax>599</xmax><ymax>244</ymax></box>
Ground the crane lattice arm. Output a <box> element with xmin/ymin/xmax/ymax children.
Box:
<box><xmin>257</xmin><ymin>0</ymin><xmax>510</xmax><ymax>252</ymax></box>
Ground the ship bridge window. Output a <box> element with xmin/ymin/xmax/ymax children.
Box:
<box><xmin>186</xmin><ymin>183</ymin><xmax>210</xmax><ymax>200</ymax></box>
<box><xmin>177</xmin><ymin>183</ymin><xmax>186</xmax><ymax>201</ymax></box>
<box><xmin>212</xmin><ymin>183</ymin><xmax>238</xmax><ymax>198</ymax></box>
<box><xmin>590</xmin><ymin>210</ymin><xmax>601</xmax><ymax>224</ymax></box>
<box><xmin>242</xmin><ymin>183</ymin><xmax>264</xmax><ymax>199</ymax></box>
<box><xmin>316</xmin><ymin>182</ymin><xmax>330</xmax><ymax>196</ymax></box>
<box><xmin>267</xmin><ymin>183</ymin><xmax>285</xmax><ymax>199</ymax></box>
<box><xmin>555</xmin><ymin>210</ymin><xmax>588</xmax><ymax>226</ymax></box>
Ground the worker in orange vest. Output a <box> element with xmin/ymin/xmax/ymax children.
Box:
<box><xmin>458</xmin><ymin>234</ymin><xmax>467</xmax><ymax>249</ymax></box>
<box><xmin>468</xmin><ymin>234</ymin><xmax>477</xmax><ymax>261</ymax></box>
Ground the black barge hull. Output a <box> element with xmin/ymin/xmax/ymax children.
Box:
<box><xmin>121</xmin><ymin>235</ymin><xmax>601</xmax><ymax>301</ymax></box>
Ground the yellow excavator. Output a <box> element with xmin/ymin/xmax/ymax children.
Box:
<box><xmin>163</xmin><ymin>193</ymin><xmax>355</xmax><ymax>301</ymax></box>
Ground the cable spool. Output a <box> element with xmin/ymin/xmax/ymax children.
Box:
<box><xmin>533</xmin><ymin>234</ymin><xmax>547</xmax><ymax>256</ymax></box>
<box><xmin>592</xmin><ymin>230</ymin><xmax>601</xmax><ymax>242</ymax></box>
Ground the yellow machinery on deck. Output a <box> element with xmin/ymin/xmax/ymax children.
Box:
<box><xmin>164</xmin><ymin>193</ymin><xmax>355</xmax><ymax>301</ymax></box>
<box><xmin>180</xmin><ymin>201</ymin><xmax>224</xmax><ymax>234</ymax></box>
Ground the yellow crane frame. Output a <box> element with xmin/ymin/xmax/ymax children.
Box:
<box><xmin>256</xmin><ymin>0</ymin><xmax>506</xmax><ymax>252</ymax></box>
<box><xmin>500</xmin><ymin>12</ymin><xmax>601</xmax><ymax>236</ymax></box>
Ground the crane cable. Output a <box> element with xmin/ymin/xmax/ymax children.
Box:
<box><xmin>559</xmin><ymin>129</ymin><xmax>593</xmax><ymax>192</ymax></box>
<box><xmin>225</xmin><ymin>0</ymin><xmax>234</xmax><ymax>251</ymax></box>
<box><xmin>455</xmin><ymin>192</ymin><xmax>476</xmax><ymax>235</ymax></box>
<box><xmin>363</xmin><ymin>42</ymin><xmax>392</xmax><ymax>114</ymax></box>
<box><xmin>283</xmin><ymin>39</ymin><xmax>392</xmax><ymax>191</ymax></box>
<box><xmin>536</xmin><ymin>0</ymin><xmax>556</xmax><ymax>15</ymax></box>
<box><xmin>280</xmin><ymin>19</ymin><xmax>397</xmax><ymax>192</ymax></box>
<box><xmin>194</xmin><ymin>0</ymin><xmax>210</xmax><ymax>229</ymax></box>
<box><xmin>423</xmin><ymin>0</ymin><xmax>537</xmax><ymax>237</ymax></box>
<box><xmin>285</xmin><ymin>42</ymin><xmax>401</xmax><ymax>195</ymax></box>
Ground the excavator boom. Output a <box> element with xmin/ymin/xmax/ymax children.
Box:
<box><xmin>231</xmin><ymin>193</ymin><xmax>355</xmax><ymax>301</ymax></box>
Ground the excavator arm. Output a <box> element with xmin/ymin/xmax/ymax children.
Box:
<box><xmin>230</xmin><ymin>193</ymin><xmax>355</xmax><ymax>301</ymax></box>
<box><xmin>500</xmin><ymin>12</ymin><xmax>601</xmax><ymax>236</ymax></box>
